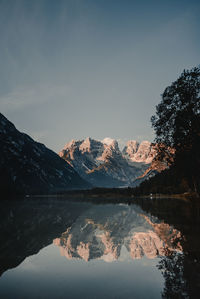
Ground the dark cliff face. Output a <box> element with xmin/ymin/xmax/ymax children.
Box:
<box><xmin>0</xmin><ymin>113</ymin><xmax>90</xmax><ymax>195</ymax></box>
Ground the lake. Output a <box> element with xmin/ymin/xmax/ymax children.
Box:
<box><xmin>0</xmin><ymin>197</ymin><xmax>199</xmax><ymax>298</ymax></box>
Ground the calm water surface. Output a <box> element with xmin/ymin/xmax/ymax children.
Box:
<box><xmin>0</xmin><ymin>197</ymin><xmax>199</xmax><ymax>298</ymax></box>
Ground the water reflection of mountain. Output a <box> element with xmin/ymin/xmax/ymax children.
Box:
<box><xmin>0</xmin><ymin>199</ymin><xmax>91</xmax><ymax>276</ymax></box>
<box><xmin>53</xmin><ymin>204</ymin><xmax>182</xmax><ymax>262</ymax></box>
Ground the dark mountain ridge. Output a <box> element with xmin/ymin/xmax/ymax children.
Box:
<box><xmin>0</xmin><ymin>113</ymin><xmax>90</xmax><ymax>195</ymax></box>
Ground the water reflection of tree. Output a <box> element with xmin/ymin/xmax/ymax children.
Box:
<box><xmin>136</xmin><ymin>198</ymin><xmax>200</xmax><ymax>299</ymax></box>
<box><xmin>158</xmin><ymin>248</ymin><xmax>200</xmax><ymax>299</ymax></box>
<box><xmin>158</xmin><ymin>249</ymin><xmax>189</xmax><ymax>298</ymax></box>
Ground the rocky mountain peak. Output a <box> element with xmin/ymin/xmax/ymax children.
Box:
<box><xmin>122</xmin><ymin>140</ymin><xmax>139</xmax><ymax>157</ymax></box>
<box><xmin>103</xmin><ymin>138</ymin><xmax>120</xmax><ymax>152</ymax></box>
<box><xmin>62</xmin><ymin>139</ymin><xmax>83</xmax><ymax>153</ymax></box>
<box><xmin>79</xmin><ymin>137</ymin><xmax>103</xmax><ymax>154</ymax></box>
<box><xmin>123</xmin><ymin>140</ymin><xmax>156</xmax><ymax>164</ymax></box>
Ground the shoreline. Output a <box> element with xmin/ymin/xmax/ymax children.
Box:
<box><xmin>26</xmin><ymin>189</ymin><xmax>199</xmax><ymax>203</ymax></box>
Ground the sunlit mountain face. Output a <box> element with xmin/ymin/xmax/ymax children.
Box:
<box><xmin>59</xmin><ymin>137</ymin><xmax>167</xmax><ymax>187</ymax></box>
<box><xmin>53</xmin><ymin>204</ymin><xmax>182</xmax><ymax>262</ymax></box>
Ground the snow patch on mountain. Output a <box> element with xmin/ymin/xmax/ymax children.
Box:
<box><xmin>102</xmin><ymin>137</ymin><xmax>115</xmax><ymax>146</ymax></box>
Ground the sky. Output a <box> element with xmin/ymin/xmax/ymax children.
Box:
<box><xmin>0</xmin><ymin>0</ymin><xmax>200</xmax><ymax>152</ymax></box>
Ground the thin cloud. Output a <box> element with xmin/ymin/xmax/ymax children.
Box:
<box><xmin>0</xmin><ymin>84</ymin><xmax>71</xmax><ymax>112</ymax></box>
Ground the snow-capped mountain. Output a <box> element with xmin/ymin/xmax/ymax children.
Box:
<box><xmin>0</xmin><ymin>113</ymin><xmax>90</xmax><ymax>195</ymax></box>
<box><xmin>123</xmin><ymin>140</ymin><xmax>156</xmax><ymax>164</ymax></box>
<box><xmin>59</xmin><ymin>137</ymin><xmax>160</xmax><ymax>187</ymax></box>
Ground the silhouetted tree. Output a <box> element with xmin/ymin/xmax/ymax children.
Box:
<box><xmin>151</xmin><ymin>66</ymin><xmax>200</xmax><ymax>195</ymax></box>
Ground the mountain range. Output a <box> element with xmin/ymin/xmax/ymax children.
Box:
<box><xmin>0</xmin><ymin>112</ymin><xmax>168</xmax><ymax>194</ymax></box>
<box><xmin>59</xmin><ymin>137</ymin><xmax>166</xmax><ymax>188</ymax></box>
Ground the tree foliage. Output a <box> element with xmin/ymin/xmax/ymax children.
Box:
<box><xmin>151</xmin><ymin>66</ymin><xmax>200</xmax><ymax>194</ymax></box>
<box><xmin>151</xmin><ymin>67</ymin><xmax>200</xmax><ymax>150</ymax></box>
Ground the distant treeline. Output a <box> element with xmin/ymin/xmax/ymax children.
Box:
<box><xmin>133</xmin><ymin>166</ymin><xmax>196</xmax><ymax>196</ymax></box>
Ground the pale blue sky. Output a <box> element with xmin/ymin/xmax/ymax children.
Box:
<box><xmin>0</xmin><ymin>0</ymin><xmax>200</xmax><ymax>151</ymax></box>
